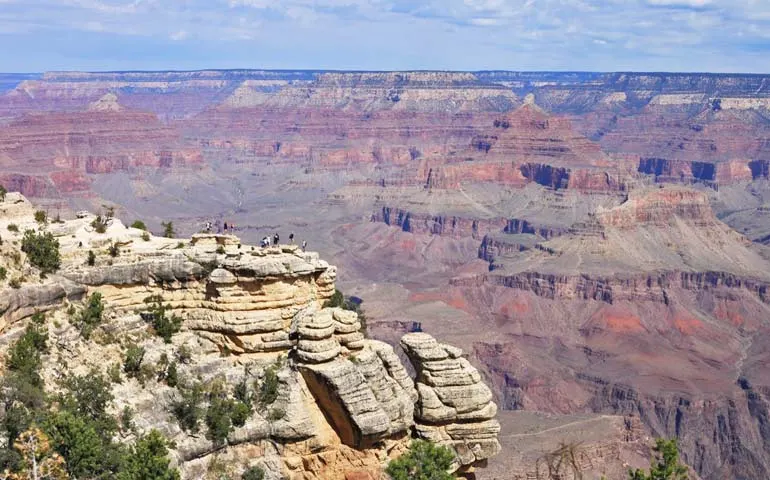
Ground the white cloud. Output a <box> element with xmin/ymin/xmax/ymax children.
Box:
<box><xmin>646</xmin><ymin>0</ymin><xmax>712</xmax><ymax>6</ymax></box>
<box><xmin>169</xmin><ymin>30</ymin><xmax>188</xmax><ymax>41</ymax></box>
<box><xmin>0</xmin><ymin>0</ymin><xmax>769</xmax><ymax>72</ymax></box>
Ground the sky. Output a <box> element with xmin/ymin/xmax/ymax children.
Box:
<box><xmin>1</xmin><ymin>0</ymin><xmax>770</xmax><ymax>73</ymax></box>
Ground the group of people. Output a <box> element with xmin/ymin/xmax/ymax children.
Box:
<box><xmin>260</xmin><ymin>232</ymin><xmax>306</xmax><ymax>250</ymax></box>
<box><xmin>203</xmin><ymin>220</ymin><xmax>307</xmax><ymax>251</ymax></box>
<box><xmin>204</xmin><ymin>221</ymin><xmax>238</xmax><ymax>234</ymax></box>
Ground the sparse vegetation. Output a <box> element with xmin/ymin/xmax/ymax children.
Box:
<box><xmin>165</xmin><ymin>361</ymin><xmax>179</xmax><ymax>388</ymax></box>
<box><xmin>120</xmin><ymin>406</ymin><xmax>135</xmax><ymax>433</ymax></box>
<box><xmin>266</xmin><ymin>408</ymin><xmax>285</xmax><ymax>421</ymax></box>
<box><xmin>205</xmin><ymin>382</ymin><xmax>235</xmax><ymax>446</ymax></box>
<box><xmin>130</xmin><ymin>220</ymin><xmax>147</xmax><ymax>230</ymax></box>
<box><xmin>120</xmin><ymin>430</ymin><xmax>180</xmax><ymax>480</ymax></box>
<box><xmin>87</xmin><ymin>250</ymin><xmax>96</xmax><ymax>266</ymax></box>
<box><xmin>323</xmin><ymin>289</ymin><xmax>368</xmax><ymax>336</ymax></box>
<box><xmin>108</xmin><ymin>363</ymin><xmax>123</xmax><ymax>384</ymax></box>
<box><xmin>7</xmin><ymin>223</ymin><xmax>18</xmax><ymax>233</ymax></box>
<box><xmin>385</xmin><ymin>439</ymin><xmax>455</xmax><ymax>480</ymax></box>
<box><xmin>536</xmin><ymin>442</ymin><xmax>582</xmax><ymax>480</ymax></box>
<box><xmin>0</xmin><ymin>313</ymin><xmax>179</xmax><ymax>479</ymax></box>
<box><xmin>75</xmin><ymin>292</ymin><xmax>105</xmax><ymax>339</ymax></box>
<box><xmin>123</xmin><ymin>344</ymin><xmax>145</xmax><ymax>379</ymax></box>
<box><xmin>175</xmin><ymin>242</ymin><xmax>185</xmax><ymax>249</ymax></box>
<box><xmin>108</xmin><ymin>242</ymin><xmax>120</xmax><ymax>257</ymax></box>
<box><xmin>629</xmin><ymin>439</ymin><xmax>689</xmax><ymax>480</ymax></box>
<box><xmin>203</xmin><ymin>378</ymin><xmax>253</xmax><ymax>446</ymax></box>
<box><xmin>216</xmin><ymin>245</ymin><xmax>225</xmax><ymax>254</ymax></box>
<box><xmin>161</xmin><ymin>221</ymin><xmax>175</xmax><ymax>238</ymax></box>
<box><xmin>0</xmin><ymin>267</ymin><xmax>6</xmax><ymax>281</ymax></box>
<box><xmin>34</xmin><ymin>210</ymin><xmax>47</xmax><ymax>225</ymax></box>
<box><xmin>142</xmin><ymin>295</ymin><xmax>182</xmax><ymax>343</ymax></box>
<box><xmin>21</xmin><ymin>230</ymin><xmax>61</xmax><ymax>274</ymax></box>
<box><xmin>258</xmin><ymin>362</ymin><xmax>280</xmax><ymax>407</ymax></box>
<box><xmin>91</xmin><ymin>215</ymin><xmax>109</xmax><ymax>234</ymax></box>
<box><xmin>171</xmin><ymin>383</ymin><xmax>204</xmax><ymax>434</ymax></box>
<box><xmin>9</xmin><ymin>277</ymin><xmax>21</xmax><ymax>289</ymax></box>
<box><xmin>141</xmin><ymin>231</ymin><xmax>150</xmax><ymax>242</ymax></box>
<box><xmin>242</xmin><ymin>466</ymin><xmax>265</xmax><ymax>480</ymax></box>
<box><xmin>176</xmin><ymin>345</ymin><xmax>192</xmax><ymax>364</ymax></box>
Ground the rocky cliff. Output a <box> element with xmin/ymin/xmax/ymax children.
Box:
<box><xmin>0</xmin><ymin>192</ymin><xmax>500</xmax><ymax>480</ymax></box>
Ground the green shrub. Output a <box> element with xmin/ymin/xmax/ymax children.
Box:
<box><xmin>9</xmin><ymin>277</ymin><xmax>21</xmax><ymax>289</ymax></box>
<box><xmin>161</xmin><ymin>221</ymin><xmax>175</xmax><ymax>238</ymax></box>
<box><xmin>267</xmin><ymin>408</ymin><xmax>285</xmax><ymax>421</ymax></box>
<box><xmin>629</xmin><ymin>439</ymin><xmax>688</xmax><ymax>480</ymax></box>
<box><xmin>176</xmin><ymin>345</ymin><xmax>192</xmax><ymax>364</ymax></box>
<box><xmin>258</xmin><ymin>364</ymin><xmax>280</xmax><ymax>407</ymax></box>
<box><xmin>324</xmin><ymin>289</ymin><xmax>344</xmax><ymax>308</ymax></box>
<box><xmin>142</xmin><ymin>295</ymin><xmax>182</xmax><ymax>343</ymax></box>
<box><xmin>34</xmin><ymin>210</ymin><xmax>47</xmax><ymax>225</ymax></box>
<box><xmin>7</xmin><ymin>223</ymin><xmax>18</xmax><ymax>233</ymax></box>
<box><xmin>242</xmin><ymin>466</ymin><xmax>265</xmax><ymax>480</ymax></box>
<box><xmin>76</xmin><ymin>292</ymin><xmax>104</xmax><ymax>339</ymax></box>
<box><xmin>205</xmin><ymin>395</ymin><xmax>234</xmax><ymax>446</ymax></box>
<box><xmin>120</xmin><ymin>406</ymin><xmax>135</xmax><ymax>433</ymax></box>
<box><xmin>2</xmin><ymin>313</ymin><xmax>49</xmax><ymax>448</ymax></box>
<box><xmin>175</xmin><ymin>242</ymin><xmax>185</xmax><ymax>249</ymax></box>
<box><xmin>141</xmin><ymin>231</ymin><xmax>150</xmax><ymax>242</ymax></box>
<box><xmin>120</xmin><ymin>430</ymin><xmax>180</xmax><ymax>480</ymax></box>
<box><xmin>108</xmin><ymin>363</ymin><xmax>123</xmax><ymax>384</ymax></box>
<box><xmin>385</xmin><ymin>440</ymin><xmax>455</xmax><ymax>480</ymax></box>
<box><xmin>87</xmin><ymin>250</ymin><xmax>96</xmax><ymax>266</ymax></box>
<box><xmin>230</xmin><ymin>401</ymin><xmax>250</xmax><ymax>428</ymax></box>
<box><xmin>165</xmin><ymin>361</ymin><xmax>179</xmax><ymax>388</ymax></box>
<box><xmin>59</xmin><ymin>370</ymin><xmax>114</xmax><ymax>426</ymax></box>
<box><xmin>7</xmin><ymin>312</ymin><xmax>48</xmax><ymax>387</ymax></box>
<box><xmin>323</xmin><ymin>289</ymin><xmax>368</xmax><ymax>336</ymax></box>
<box><xmin>46</xmin><ymin>409</ymin><xmax>122</xmax><ymax>478</ymax></box>
<box><xmin>130</xmin><ymin>220</ymin><xmax>147</xmax><ymax>231</ymax></box>
<box><xmin>91</xmin><ymin>215</ymin><xmax>108</xmax><ymax>234</ymax></box>
<box><xmin>0</xmin><ymin>266</ymin><xmax>6</xmax><ymax>281</ymax></box>
<box><xmin>21</xmin><ymin>230</ymin><xmax>61</xmax><ymax>274</ymax></box>
<box><xmin>216</xmin><ymin>245</ymin><xmax>225</xmax><ymax>254</ymax></box>
<box><xmin>123</xmin><ymin>344</ymin><xmax>145</xmax><ymax>378</ymax></box>
<box><xmin>234</xmin><ymin>378</ymin><xmax>252</xmax><ymax>408</ymax></box>
<box><xmin>108</xmin><ymin>242</ymin><xmax>120</xmax><ymax>258</ymax></box>
<box><xmin>171</xmin><ymin>383</ymin><xmax>204</xmax><ymax>433</ymax></box>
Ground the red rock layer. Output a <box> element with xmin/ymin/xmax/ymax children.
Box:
<box><xmin>0</xmin><ymin>111</ymin><xmax>202</xmax><ymax>196</ymax></box>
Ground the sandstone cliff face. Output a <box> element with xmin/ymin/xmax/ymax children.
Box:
<box><xmin>0</xmin><ymin>193</ymin><xmax>500</xmax><ymax>480</ymax></box>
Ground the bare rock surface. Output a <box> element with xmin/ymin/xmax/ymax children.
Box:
<box><xmin>401</xmin><ymin>332</ymin><xmax>502</xmax><ymax>472</ymax></box>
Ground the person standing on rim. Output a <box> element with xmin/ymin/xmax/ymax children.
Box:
<box><xmin>273</xmin><ymin>232</ymin><xmax>280</xmax><ymax>246</ymax></box>
<box><xmin>289</xmin><ymin>232</ymin><xmax>295</xmax><ymax>244</ymax></box>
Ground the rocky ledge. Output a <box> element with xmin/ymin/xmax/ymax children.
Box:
<box><xmin>0</xmin><ymin>192</ymin><xmax>500</xmax><ymax>479</ymax></box>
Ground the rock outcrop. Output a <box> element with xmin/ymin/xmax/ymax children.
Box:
<box><xmin>401</xmin><ymin>333</ymin><xmax>501</xmax><ymax>473</ymax></box>
<box><xmin>0</xmin><ymin>193</ymin><xmax>501</xmax><ymax>480</ymax></box>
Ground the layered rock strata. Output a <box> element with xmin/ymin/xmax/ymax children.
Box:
<box><xmin>401</xmin><ymin>333</ymin><xmax>502</xmax><ymax>473</ymax></box>
<box><xmin>0</xmin><ymin>193</ymin><xmax>500</xmax><ymax>479</ymax></box>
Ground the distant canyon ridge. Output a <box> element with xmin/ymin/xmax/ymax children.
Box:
<box><xmin>4</xmin><ymin>69</ymin><xmax>770</xmax><ymax>479</ymax></box>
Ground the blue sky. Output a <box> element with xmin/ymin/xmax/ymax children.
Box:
<box><xmin>0</xmin><ymin>0</ymin><xmax>769</xmax><ymax>73</ymax></box>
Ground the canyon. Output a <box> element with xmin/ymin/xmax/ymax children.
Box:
<box><xmin>3</xmin><ymin>70</ymin><xmax>770</xmax><ymax>478</ymax></box>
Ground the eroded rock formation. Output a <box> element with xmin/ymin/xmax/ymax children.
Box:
<box><xmin>0</xmin><ymin>193</ymin><xmax>500</xmax><ymax>480</ymax></box>
<box><xmin>401</xmin><ymin>333</ymin><xmax>501</xmax><ymax>473</ymax></box>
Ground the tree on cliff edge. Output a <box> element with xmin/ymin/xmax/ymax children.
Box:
<box><xmin>386</xmin><ymin>440</ymin><xmax>454</xmax><ymax>480</ymax></box>
<box><xmin>629</xmin><ymin>439</ymin><xmax>689</xmax><ymax>480</ymax></box>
